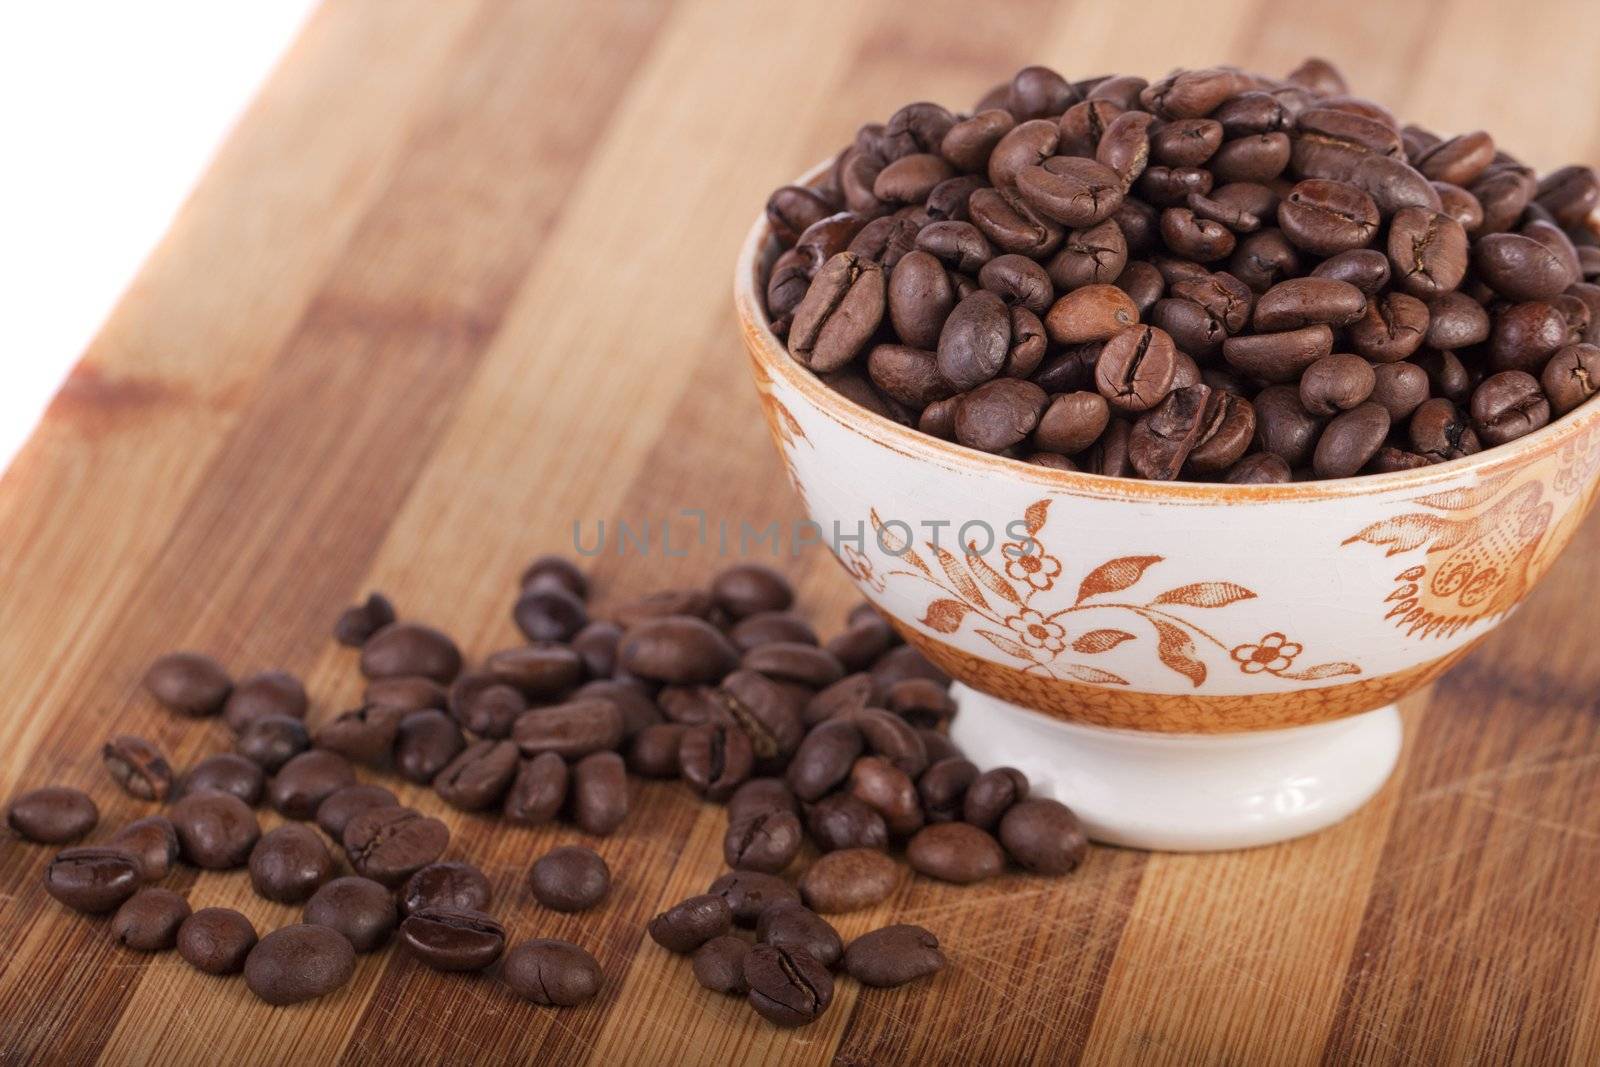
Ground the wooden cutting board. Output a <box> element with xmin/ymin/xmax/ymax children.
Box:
<box><xmin>2</xmin><ymin>1</ymin><xmax>1597</xmax><ymax>1063</ymax></box>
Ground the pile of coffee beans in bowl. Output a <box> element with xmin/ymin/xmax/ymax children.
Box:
<box><xmin>761</xmin><ymin>59</ymin><xmax>1600</xmax><ymax>482</ymax></box>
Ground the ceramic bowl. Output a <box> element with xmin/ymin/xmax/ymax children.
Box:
<box><xmin>733</xmin><ymin>175</ymin><xmax>1600</xmax><ymax>850</ymax></box>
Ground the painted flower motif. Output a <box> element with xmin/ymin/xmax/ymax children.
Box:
<box><xmin>1006</xmin><ymin>608</ymin><xmax>1066</xmax><ymax>653</ymax></box>
<box><xmin>1230</xmin><ymin>632</ymin><xmax>1303</xmax><ymax>675</ymax></box>
<box><xmin>841</xmin><ymin>544</ymin><xmax>885</xmax><ymax>593</ymax></box>
<box><xmin>1002</xmin><ymin>541</ymin><xmax>1062</xmax><ymax>591</ymax></box>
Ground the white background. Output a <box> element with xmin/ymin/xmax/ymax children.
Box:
<box><xmin>0</xmin><ymin>3</ymin><xmax>318</xmax><ymax>473</ymax></box>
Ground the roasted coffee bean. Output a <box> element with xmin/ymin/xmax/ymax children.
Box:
<box><xmin>916</xmin><ymin>220</ymin><xmax>994</xmax><ymax>273</ymax></box>
<box><xmin>433</xmin><ymin>739</ymin><xmax>519</xmax><ymax>811</ymax></box>
<box><xmin>963</xmin><ymin>767</ymin><xmax>1029</xmax><ymax>830</ymax></box>
<box><xmin>627</xmin><ymin>722</ymin><xmax>687</xmax><ymax>778</ymax></box>
<box><xmin>1544</xmin><ymin>343</ymin><xmax>1600</xmax><ymax>415</ymax></box>
<box><xmin>1490</xmin><ymin>301</ymin><xmax>1568</xmax><ymax>373</ymax></box>
<box><xmin>445</xmin><ymin>673</ymin><xmax>526</xmax><ymax>739</ymax></box>
<box><xmin>170</xmin><ymin>792</ymin><xmax>259</xmax><ymax>869</ymax></box>
<box><xmin>513</xmin><ymin>587</ymin><xmax>589</xmax><ymax>643</ymax></box>
<box><xmin>805</xmin><ymin>672</ymin><xmax>879</xmax><ymax>725</ymax></box>
<box><xmin>305</xmin><ymin>876</ymin><xmax>397</xmax><ymax>952</ymax></box>
<box><xmin>1277</xmin><ymin>179</ymin><xmax>1379</xmax><ymax>255</ymax></box>
<box><xmin>1044</xmin><ymin>283</ymin><xmax>1139</xmax><ymax>345</ymax></box>
<box><xmin>709</xmin><ymin>870</ymin><xmax>801</xmax><ymax>927</ymax></box>
<box><xmin>649</xmin><ymin>894</ymin><xmax>733</xmax><ymax>954</ymax></box>
<box><xmin>144</xmin><ymin>652</ymin><xmax>232</xmax><ymax>717</ymax></box>
<box><xmin>400</xmin><ymin>862</ymin><xmax>492</xmax><ymax>919</ymax></box>
<box><xmin>364</xmin><ymin>675</ymin><xmax>448</xmax><ymax>713</ymax></box>
<box><xmin>1142</xmin><ymin>67</ymin><xmax>1254</xmax><ymax>119</ymax></box>
<box><xmin>223</xmin><ymin>670</ymin><xmax>308</xmax><ymax>732</ymax></box>
<box><xmin>574</xmin><ymin>679</ymin><xmax>660</xmax><ymax>739</ymax></box>
<box><xmin>844</xmin><ymin>925</ymin><xmax>945</xmax><ymax>988</ymax></box>
<box><xmin>334</xmin><ymin>593</ymin><xmax>397</xmax><ymax>647</ymax></box>
<box><xmin>7</xmin><ymin>786</ymin><xmax>97</xmax><ymax>843</ymax></box>
<box><xmin>1300</xmin><ymin>354</ymin><xmax>1377</xmax><ymax>417</ymax></box>
<box><xmin>245</xmin><ymin>924</ymin><xmax>356</xmax><ymax>1005</ymax></box>
<box><xmin>619</xmin><ymin>616</ymin><xmax>739</xmax><ymax>685</ymax></box>
<box><xmin>1223</xmin><ymin>324</ymin><xmax>1333</xmax><ymax>383</ymax></box>
<box><xmin>523</xmin><ymin>555</ymin><xmax>589</xmax><ymax>598</ymax></box>
<box><xmin>850</xmin><ymin>708</ymin><xmax>929</xmax><ymax>778</ymax></box>
<box><xmin>757</xmin><ymin>903</ymin><xmax>843</xmax><ymax>978</ymax></box>
<box><xmin>108</xmin><ymin>815</ymin><xmax>180</xmax><ymax>881</ymax></box>
<box><xmin>1313</xmin><ymin>402</ymin><xmax>1391</xmax><ymax>478</ymax></box>
<box><xmin>1254</xmin><ymin>278</ymin><xmax>1366</xmax><ymax>331</ymax></box>
<box><xmin>1185</xmin><ymin>390</ymin><xmax>1256</xmax><ymax>474</ymax></box>
<box><xmin>1252</xmin><ymin>384</ymin><xmax>1325</xmax><ymax>466</ymax></box>
<box><xmin>235</xmin><ymin>714</ymin><xmax>312</xmax><ymax>773</ymax></box>
<box><xmin>570</xmin><ymin>751</ymin><xmax>628</xmax><ymax>835</ymax></box>
<box><xmin>1369</xmin><ymin>361</ymin><xmax>1432</xmax><ymax>421</ymax></box>
<box><xmin>1230</xmin><ymin>228</ymin><xmax>1301</xmax><ymax>291</ymax></box>
<box><xmin>907</xmin><ymin>822</ymin><xmax>1007</xmax><ymax>884</ymax></box>
<box><xmin>45</xmin><ymin>847</ymin><xmax>142</xmax><ymax>913</ymax></box>
<box><xmin>1434</xmin><ymin>180</ymin><xmax>1484</xmax><ymax>231</ymax></box>
<box><xmin>359</xmin><ymin>622</ymin><xmax>462</xmax><ymax>685</ymax></box>
<box><xmin>680</xmin><ymin>723</ymin><xmax>754</xmax><ymax>802</ymax></box>
<box><xmin>969</xmin><ymin>185</ymin><xmax>1065</xmax><ymax>258</ymax></box>
<box><xmin>485</xmin><ymin>645</ymin><xmax>584</xmax><ymax>699</ymax></box>
<box><xmin>745</xmin><ymin>943</ymin><xmax>833</xmax><ymax>1027</ymax></box>
<box><xmin>999</xmin><ymin>798</ymin><xmax>1088</xmax><ymax>874</ymax></box>
<box><xmin>1129</xmin><ymin>384</ymin><xmax>1212</xmax><ymax>480</ymax></box>
<box><xmin>728</xmin><ymin>777</ymin><xmax>800</xmax><ymax>823</ymax></box>
<box><xmin>176</xmin><ymin>753</ymin><xmax>265</xmax><ymax>807</ymax></box>
<box><xmin>936</xmin><ymin>290</ymin><xmax>1011</xmax><ymax>391</ymax></box>
<box><xmin>1139</xmin><ymin>165</ymin><xmax>1213</xmax><ymax>206</ymax></box>
<box><xmin>693</xmin><ymin>936</ymin><xmax>750</xmax><ymax>996</ymax></box>
<box><xmin>400</xmin><ymin>907</ymin><xmax>506</xmax><ymax>972</ymax></box>
<box><xmin>249</xmin><ymin>824</ymin><xmax>334</xmax><ymax>904</ymax></box>
<box><xmin>708</xmin><ymin>565</ymin><xmax>791</xmax><ymax>621</ymax></box>
<box><xmin>955</xmin><ymin>379</ymin><xmax>1049</xmax><ymax>451</ymax></box>
<box><xmin>269</xmin><ymin>749</ymin><xmax>355</xmax><ymax>818</ymax></box>
<box><xmin>942</xmin><ymin>109</ymin><xmax>1015</xmax><ymax>172</ymax></box>
<box><xmin>885</xmin><ymin>678</ymin><xmax>956</xmax><ymax>729</ymax></box>
<box><xmin>1348</xmin><ymin>292</ymin><xmax>1428</xmax><ymax>363</ymax></box>
<box><xmin>721</xmin><ymin>670</ymin><xmax>805</xmax><ymax>761</ymax></box>
<box><xmin>978</xmin><ymin>254</ymin><xmax>1054</xmax><ymax>315</ymax></box>
<box><xmin>1048</xmin><ymin>219</ymin><xmax>1129</xmax><ymax>293</ymax></box>
<box><xmin>1312</xmin><ymin>248</ymin><xmax>1391</xmax><ymax>294</ymax></box>
<box><xmin>789</xmin><ymin>252</ymin><xmax>885</xmax><ymax>372</ymax></box>
<box><xmin>849</xmin><ymin>756</ymin><xmax>922</xmax><ymax>837</ymax></box>
<box><xmin>317</xmin><ymin>704</ymin><xmax>406</xmax><ymax>765</ymax></box>
<box><xmin>1410</xmin><ymin>397</ymin><xmax>1482</xmax><ymax>461</ymax></box>
<box><xmin>1094</xmin><ymin>326</ymin><xmax>1178</xmax><ymax>415</ymax></box>
<box><xmin>1471</xmin><ymin>370</ymin><xmax>1551</xmax><ymax>446</ymax></box>
<box><xmin>787</xmin><ymin>719</ymin><xmax>863</xmax><ymax>802</ymax></box>
<box><xmin>918</xmin><ymin>757</ymin><xmax>979</xmax><ymax>822</ymax></box>
<box><xmin>1160</xmin><ymin>207</ymin><xmax>1236</xmax><ymax>261</ymax></box>
<box><xmin>313</xmin><ymin>784</ymin><xmax>401</xmax><ymax>838</ymax></box>
<box><xmin>177</xmin><ymin>907</ymin><xmax>257</xmax><ymax>974</ymax></box>
<box><xmin>725</xmin><ymin>809</ymin><xmax>804</xmax><ymax>874</ymax></box>
<box><xmin>1475</xmin><ymin>231</ymin><xmax>1577</xmax><ymax>302</ymax></box>
<box><xmin>798</xmin><ymin>847</ymin><xmax>899</xmax><ymax>914</ymax></box>
<box><xmin>530</xmin><ymin>845</ymin><xmax>611</xmax><ymax>912</ymax></box>
<box><xmin>807</xmin><ymin>793</ymin><xmax>890</xmax><ymax>853</ymax></box>
<box><xmin>504</xmin><ymin>939</ymin><xmax>603</xmax><ymax>1007</ymax></box>
<box><xmin>512</xmin><ymin>700</ymin><xmax>624</xmax><ymax>761</ymax></box>
<box><xmin>343</xmin><ymin>805</ymin><xmax>448</xmax><ymax>887</ymax></box>
<box><xmin>741</xmin><ymin>643</ymin><xmax>844</xmax><ymax>689</ymax></box>
<box><xmin>393</xmin><ymin>709</ymin><xmax>465</xmax><ymax>784</ymax></box>
<box><xmin>502</xmin><ymin>751</ymin><xmax>569</xmax><ymax>825</ymax></box>
<box><xmin>1388</xmin><ymin>207</ymin><xmax>1468</xmax><ymax>299</ymax></box>
<box><xmin>730</xmin><ymin>611</ymin><xmax>819</xmax><ymax>652</ymax></box>
<box><xmin>1226</xmin><ymin>452</ymin><xmax>1292</xmax><ymax>483</ymax></box>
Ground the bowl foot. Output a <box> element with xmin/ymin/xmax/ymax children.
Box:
<box><xmin>947</xmin><ymin>683</ymin><xmax>1402</xmax><ymax>852</ymax></box>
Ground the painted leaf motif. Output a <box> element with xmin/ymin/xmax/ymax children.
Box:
<box><xmin>1076</xmin><ymin>555</ymin><xmax>1163</xmax><ymax>604</ymax></box>
<box><xmin>931</xmin><ymin>542</ymin><xmax>991</xmax><ymax>610</ymax></box>
<box><xmin>871</xmin><ymin>508</ymin><xmax>932</xmax><ymax>577</ymax></box>
<box><xmin>1341</xmin><ymin>514</ymin><xmax>1468</xmax><ymax>557</ymax></box>
<box><xmin>1412</xmin><ymin>475</ymin><xmax>1511</xmax><ymax>511</ymax></box>
<box><xmin>1023</xmin><ymin>499</ymin><xmax>1051</xmax><ymax>536</ymax></box>
<box><xmin>1060</xmin><ymin>664</ymin><xmax>1130</xmax><ymax>685</ymax></box>
<box><xmin>1150</xmin><ymin>582</ymin><xmax>1256</xmax><ymax>609</ymax></box>
<box><xmin>1071</xmin><ymin>629</ymin><xmax>1136</xmax><ymax>654</ymax></box>
<box><xmin>965</xmin><ymin>542</ymin><xmax>1024</xmax><ymax>607</ymax></box>
<box><xmin>921</xmin><ymin>599</ymin><xmax>968</xmax><ymax>634</ymax></box>
<box><xmin>1277</xmin><ymin>661</ymin><xmax>1361</xmax><ymax>680</ymax></box>
<box><xmin>1150</xmin><ymin>618</ymin><xmax>1206</xmax><ymax>687</ymax></box>
<box><xmin>974</xmin><ymin>628</ymin><xmax>1039</xmax><ymax>662</ymax></box>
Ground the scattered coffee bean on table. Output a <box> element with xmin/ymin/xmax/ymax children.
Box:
<box><xmin>6</xmin><ymin>786</ymin><xmax>98</xmax><ymax>844</ymax></box>
<box><xmin>244</xmin><ymin>924</ymin><xmax>357</xmax><ymax>1006</ymax></box>
<box><xmin>177</xmin><ymin>907</ymin><xmax>258</xmax><ymax>975</ymax></box>
<box><xmin>529</xmin><ymin>845</ymin><xmax>611</xmax><ymax>912</ymax></box>
<box><xmin>304</xmin><ymin>876</ymin><xmax>398</xmax><ymax>953</ymax></box>
<box><xmin>762</xmin><ymin>60</ymin><xmax>1600</xmax><ymax>480</ymax></box>
<box><xmin>843</xmin><ymin>924</ymin><xmax>946</xmax><ymax>988</ymax></box>
<box><xmin>400</xmin><ymin>907</ymin><xmax>507</xmax><ymax>972</ymax></box>
<box><xmin>112</xmin><ymin>888</ymin><xmax>191</xmax><ymax>952</ymax></box>
<box><xmin>502</xmin><ymin>939</ymin><xmax>603</xmax><ymax>1007</ymax></box>
<box><xmin>102</xmin><ymin>736</ymin><xmax>174</xmax><ymax>801</ymax></box>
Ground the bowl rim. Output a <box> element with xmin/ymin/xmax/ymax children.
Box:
<box><xmin>733</xmin><ymin>161</ymin><xmax>1600</xmax><ymax>504</ymax></box>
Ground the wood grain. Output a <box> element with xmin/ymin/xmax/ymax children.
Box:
<box><xmin>1</xmin><ymin>1</ymin><xmax>1597</xmax><ymax>1063</ymax></box>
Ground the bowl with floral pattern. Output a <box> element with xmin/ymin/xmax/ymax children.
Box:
<box><xmin>733</xmin><ymin>186</ymin><xmax>1600</xmax><ymax>850</ymax></box>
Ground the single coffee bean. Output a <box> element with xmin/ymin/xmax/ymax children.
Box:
<box><xmin>269</xmin><ymin>749</ymin><xmax>355</xmax><ymax>819</ymax></box>
<box><xmin>402</xmin><ymin>861</ymin><xmax>492</xmax><ymax>917</ymax></box>
<box><xmin>570</xmin><ymin>621</ymin><xmax>623</xmax><ymax>680</ymax></box>
<box><xmin>529</xmin><ymin>845</ymin><xmax>611</xmax><ymax>912</ymax></box>
<box><xmin>1368</xmin><ymin>361</ymin><xmax>1432</xmax><ymax>421</ymax></box>
<box><xmin>45</xmin><ymin>846</ymin><xmax>141</xmax><ymax>913</ymax></box>
<box><xmin>693</xmin><ymin>936</ymin><xmax>751</xmax><ymax>995</ymax></box>
<box><xmin>316</xmin><ymin>704</ymin><xmax>406</xmax><ymax>765</ymax></box>
<box><xmin>807</xmin><ymin>793</ymin><xmax>890</xmax><ymax>853</ymax></box>
<box><xmin>1543</xmin><ymin>343</ymin><xmax>1600</xmax><ymax>415</ymax></box>
<box><xmin>757</xmin><ymin>901</ymin><xmax>844</xmax><ymax>969</ymax></box>
<box><xmin>1225</xmin><ymin>452</ymin><xmax>1292</xmax><ymax>484</ymax></box>
<box><xmin>1252</xmin><ymin>384</ymin><xmax>1325</xmax><ymax>466</ymax></box>
<box><xmin>1277</xmin><ymin>179</ymin><xmax>1379</xmax><ymax>254</ymax></box>
<box><xmin>513</xmin><ymin>586</ymin><xmax>589</xmax><ymax>643</ymax></box>
<box><xmin>1223</xmin><ymin>324</ymin><xmax>1334</xmax><ymax>383</ymax></box>
<box><xmin>1410</xmin><ymin>397</ymin><xmax>1482</xmax><ymax>461</ymax></box>
<box><xmin>789</xmin><ymin>252</ymin><xmax>886</xmax><ymax>372</ymax></box>
<box><xmin>249</xmin><ymin>824</ymin><xmax>335</xmax><ymax>904</ymax></box>
<box><xmin>1471</xmin><ymin>370</ymin><xmax>1551</xmax><ymax>446</ymax></box>
<box><xmin>727</xmin><ymin>777</ymin><xmax>800</xmax><ymax>823</ymax></box>
<box><xmin>998</xmin><ymin>798</ymin><xmax>1088</xmax><ymax>874</ymax></box>
<box><xmin>680</xmin><ymin>722</ymin><xmax>754</xmax><ymax>802</ymax></box>
<box><xmin>7</xmin><ymin>786</ymin><xmax>97</xmax><ymax>843</ymax></box>
<box><xmin>302</xmin><ymin>876</ymin><xmax>396</xmax><ymax>953</ymax></box>
<box><xmin>955</xmin><ymin>379</ymin><xmax>1049</xmax><ymax>451</ymax></box>
<box><xmin>400</xmin><ymin>907</ymin><xmax>506</xmax><ymax>972</ymax></box>
<box><xmin>1253</xmin><ymin>278</ymin><xmax>1366</xmax><ymax>331</ymax></box>
<box><xmin>1474</xmin><ymin>231</ymin><xmax>1577</xmax><ymax>302</ymax></box>
<box><xmin>745</xmin><ymin>943</ymin><xmax>834</xmax><ymax>1027</ymax></box>
<box><xmin>725</xmin><ymin>809</ymin><xmax>804</xmax><ymax>874</ymax></box>
<box><xmin>334</xmin><ymin>592</ymin><xmax>396</xmax><ymax>647</ymax></box>
<box><xmin>570</xmin><ymin>750</ymin><xmax>628</xmax><ymax>835</ymax></box>
<box><xmin>359</xmin><ymin>622</ymin><xmax>462</xmax><ymax>685</ymax></box>
<box><xmin>649</xmin><ymin>894</ymin><xmax>733</xmax><ymax>954</ymax></box>
<box><xmin>504</xmin><ymin>750</ymin><xmax>570</xmax><ymax>824</ymax></box>
<box><xmin>144</xmin><ymin>652</ymin><xmax>232</xmax><ymax>718</ymax></box>
<box><xmin>504</xmin><ymin>939</ymin><xmax>603</xmax><ymax>1007</ymax></box>
<box><xmin>740</xmin><ymin>643</ymin><xmax>844</xmax><ymax>690</ymax></box>
<box><xmin>363</xmin><ymin>675</ymin><xmax>448</xmax><ymax>713</ymax></box>
<box><xmin>709</xmin><ymin>870</ymin><xmax>800</xmax><ymax>927</ymax></box>
<box><xmin>1034</xmin><ymin>391</ymin><xmax>1110</xmax><ymax>455</ymax></box>
<box><xmin>433</xmin><ymin>739</ymin><xmax>519</xmax><ymax>811</ymax></box>
<box><xmin>1313</xmin><ymin>401</ymin><xmax>1391</xmax><ymax>478</ymax></box>
<box><xmin>1489</xmin><ymin>301</ymin><xmax>1568</xmax><ymax>373</ymax></box>
<box><xmin>711</xmin><ymin>564</ymin><xmax>794</xmax><ymax>620</ymax></box>
<box><xmin>942</xmin><ymin>109</ymin><xmax>1015</xmax><ymax>172</ymax></box>
<box><xmin>627</xmin><ymin>723</ymin><xmax>687</xmax><ymax>778</ymax></box>
<box><xmin>169</xmin><ymin>792</ymin><xmax>260</xmax><ymax>870</ymax></box>
<box><xmin>907</xmin><ymin>822</ymin><xmax>1007</xmax><ymax>884</ymax></box>
<box><xmin>1347</xmin><ymin>292</ymin><xmax>1428</xmax><ymax>363</ymax></box>
<box><xmin>918</xmin><ymin>757</ymin><xmax>979</xmax><ymax>822</ymax></box>
<box><xmin>964</xmin><ymin>767</ymin><xmax>1029</xmax><ymax>830</ymax></box>
<box><xmin>245</xmin><ymin>924</ymin><xmax>356</xmax><ymax>1005</ymax></box>
<box><xmin>235</xmin><ymin>714</ymin><xmax>311</xmax><ymax>773</ymax></box>
<box><xmin>848</xmin><ymin>756</ymin><xmax>923</xmax><ymax>837</ymax></box>
<box><xmin>108</xmin><ymin>815</ymin><xmax>179</xmax><ymax>880</ymax></box>
<box><xmin>520</xmin><ymin>557</ymin><xmax>587</xmax><ymax>597</ymax></box>
<box><xmin>1300</xmin><ymin>354</ymin><xmax>1377</xmax><ymax>416</ymax></box>
<box><xmin>445</xmin><ymin>673</ymin><xmax>526</xmax><ymax>739</ymax></box>
<box><xmin>485</xmin><ymin>644</ymin><xmax>585</xmax><ymax>699</ymax></box>
<box><xmin>223</xmin><ymin>670</ymin><xmax>308</xmax><ymax>732</ymax></box>
<box><xmin>308</xmin><ymin>782</ymin><xmax>392</xmax><ymax>839</ymax></box>
<box><xmin>719</xmin><ymin>669</ymin><xmax>805</xmax><ymax>762</ymax></box>
<box><xmin>1312</xmin><ymin>248</ymin><xmax>1391</xmax><ymax>294</ymax></box>
<box><xmin>844</xmin><ymin>925</ymin><xmax>946</xmax><ymax>988</ymax></box>
<box><xmin>619</xmin><ymin>615</ymin><xmax>739</xmax><ymax>685</ymax></box>
<box><xmin>393</xmin><ymin>709</ymin><xmax>465</xmax><ymax>784</ymax></box>
<box><xmin>110</xmin><ymin>887</ymin><xmax>190</xmax><ymax>951</ymax></box>
<box><xmin>730</xmin><ymin>611</ymin><xmax>819</xmax><ymax>653</ymax></box>
<box><xmin>177</xmin><ymin>907</ymin><xmax>257</xmax><ymax>974</ymax></box>
<box><xmin>1044</xmin><ymin>283</ymin><xmax>1139</xmax><ymax>345</ymax></box>
<box><xmin>1095</xmin><ymin>326</ymin><xmax>1178</xmax><ymax>414</ymax></box>
<box><xmin>1387</xmin><ymin>207</ymin><xmax>1469</xmax><ymax>298</ymax></box>
<box><xmin>177</xmin><ymin>753</ymin><xmax>264</xmax><ymax>806</ymax></box>
<box><xmin>798</xmin><ymin>847</ymin><xmax>899</xmax><ymax>914</ymax></box>
<box><xmin>885</xmin><ymin>679</ymin><xmax>956</xmax><ymax>729</ymax></box>
<box><xmin>1129</xmin><ymin>384</ymin><xmax>1211</xmax><ymax>480</ymax></box>
<box><xmin>342</xmin><ymin>805</ymin><xmax>449</xmax><ymax>887</ymax></box>
<box><xmin>574</xmin><ymin>678</ymin><xmax>661</xmax><ymax>739</ymax></box>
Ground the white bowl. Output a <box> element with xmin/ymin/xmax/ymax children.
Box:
<box><xmin>734</xmin><ymin>182</ymin><xmax>1600</xmax><ymax>849</ymax></box>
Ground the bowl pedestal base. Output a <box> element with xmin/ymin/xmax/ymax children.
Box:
<box><xmin>947</xmin><ymin>683</ymin><xmax>1403</xmax><ymax>852</ymax></box>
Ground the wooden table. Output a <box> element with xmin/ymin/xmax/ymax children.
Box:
<box><xmin>3</xmin><ymin>1</ymin><xmax>1598</xmax><ymax>1063</ymax></box>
